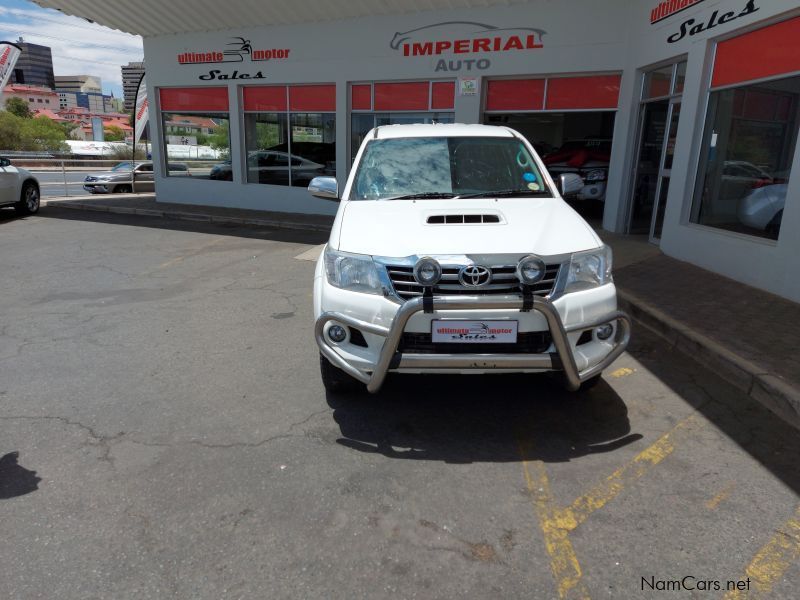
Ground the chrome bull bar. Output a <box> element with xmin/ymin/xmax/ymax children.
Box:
<box><xmin>315</xmin><ymin>294</ymin><xmax>631</xmax><ymax>394</ymax></box>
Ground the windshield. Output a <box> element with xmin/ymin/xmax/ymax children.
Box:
<box><xmin>350</xmin><ymin>136</ymin><xmax>551</xmax><ymax>200</ymax></box>
<box><xmin>111</xmin><ymin>162</ymin><xmax>134</xmax><ymax>171</ymax></box>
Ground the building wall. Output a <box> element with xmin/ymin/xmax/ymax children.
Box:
<box><xmin>141</xmin><ymin>0</ymin><xmax>800</xmax><ymax>301</ymax></box>
<box><xmin>55</xmin><ymin>75</ymin><xmax>103</xmax><ymax>93</ymax></box>
<box><xmin>604</xmin><ymin>0</ymin><xmax>800</xmax><ymax>302</ymax></box>
<box><xmin>9</xmin><ymin>41</ymin><xmax>55</xmax><ymax>89</ymax></box>
<box><xmin>122</xmin><ymin>62</ymin><xmax>145</xmax><ymax>111</ymax></box>
<box><xmin>3</xmin><ymin>86</ymin><xmax>58</xmax><ymax>111</ymax></box>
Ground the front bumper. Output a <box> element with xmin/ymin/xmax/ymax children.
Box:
<box><xmin>315</xmin><ymin>294</ymin><xmax>630</xmax><ymax>394</ymax></box>
<box><xmin>83</xmin><ymin>184</ymin><xmax>109</xmax><ymax>193</ymax></box>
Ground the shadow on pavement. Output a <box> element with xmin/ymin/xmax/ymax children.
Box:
<box><xmin>0</xmin><ymin>452</ymin><xmax>41</xmax><ymax>500</ymax></box>
<box><xmin>328</xmin><ymin>372</ymin><xmax>642</xmax><ymax>464</ymax></box>
<box><xmin>29</xmin><ymin>206</ymin><xmax>330</xmax><ymax>245</ymax></box>
<box><xmin>626</xmin><ymin>330</ymin><xmax>800</xmax><ymax>496</ymax></box>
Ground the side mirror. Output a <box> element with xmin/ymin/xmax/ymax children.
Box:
<box><xmin>557</xmin><ymin>173</ymin><xmax>584</xmax><ymax>197</ymax></box>
<box><xmin>308</xmin><ymin>176</ymin><xmax>339</xmax><ymax>201</ymax></box>
<box><xmin>0</xmin><ymin>157</ymin><xmax>10</xmax><ymax>168</ymax></box>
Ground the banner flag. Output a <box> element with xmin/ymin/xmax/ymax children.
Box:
<box><xmin>133</xmin><ymin>73</ymin><xmax>148</xmax><ymax>144</ymax></box>
<box><xmin>0</xmin><ymin>41</ymin><xmax>22</xmax><ymax>94</ymax></box>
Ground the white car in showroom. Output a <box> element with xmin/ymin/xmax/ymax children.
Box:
<box><xmin>0</xmin><ymin>156</ymin><xmax>40</xmax><ymax>215</ymax></box>
<box><xmin>310</xmin><ymin>124</ymin><xmax>630</xmax><ymax>394</ymax></box>
<box><xmin>738</xmin><ymin>182</ymin><xmax>786</xmax><ymax>238</ymax></box>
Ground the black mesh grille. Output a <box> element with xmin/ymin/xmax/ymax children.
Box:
<box><xmin>399</xmin><ymin>331</ymin><xmax>553</xmax><ymax>355</ymax></box>
<box><xmin>386</xmin><ymin>263</ymin><xmax>562</xmax><ymax>301</ymax></box>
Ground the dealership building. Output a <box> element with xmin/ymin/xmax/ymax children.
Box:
<box><xmin>36</xmin><ymin>0</ymin><xmax>800</xmax><ymax>302</ymax></box>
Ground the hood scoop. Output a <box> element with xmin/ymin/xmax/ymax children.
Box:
<box><xmin>426</xmin><ymin>213</ymin><xmax>502</xmax><ymax>225</ymax></box>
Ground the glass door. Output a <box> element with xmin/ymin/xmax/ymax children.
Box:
<box><xmin>628</xmin><ymin>61</ymin><xmax>686</xmax><ymax>242</ymax></box>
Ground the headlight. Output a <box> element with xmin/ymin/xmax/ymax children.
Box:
<box><xmin>324</xmin><ymin>246</ymin><xmax>382</xmax><ymax>294</ymax></box>
<box><xmin>565</xmin><ymin>245</ymin><xmax>613</xmax><ymax>293</ymax></box>
<box><xmin>584</xmin><ymin>169</ymin><xmax>607</xmax><ymax>182</ymax></box>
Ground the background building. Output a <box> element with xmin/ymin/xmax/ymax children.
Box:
<box><xmin>54</xmin><ymin>75</ymin><xmax>103</xmax><ymax>93</ymax></box>
<box><xmin>57</xmin><ymin>90</ymin><xmax>111</xmax><ymax>113</ymax></box>
<box><xmin>2</xmin><ymin>84</ymin><xmax>58</xmax><ymax>111</ymax></box>
<box><xmin>8</xmin><ymin>38</ymin><xmax>55</xmax><ymax>89</ymax></box>
<box><xmin>121</xmin><ymin>61</ymin><xmax>145</xmax><ymax>111</ymax></box>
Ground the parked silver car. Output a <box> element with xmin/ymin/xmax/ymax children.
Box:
<box><xmin>0</xmin><ymin>156</ymin><xmax>40</xmax><ymax>215</ymax></box>
<box><xmin>83</xmin><ymin>161</ymin><xmax>190</xmax><ymax>193</ymax></box>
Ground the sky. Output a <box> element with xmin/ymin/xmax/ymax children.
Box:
<box><xmin>0</xmin><ymin>0</ymin><xmax>143</xmax><ymax>98</ymax></box>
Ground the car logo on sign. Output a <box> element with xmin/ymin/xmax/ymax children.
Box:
<box><xmin>459</xmin><ymin>265</ymin><xmax>492</xmax><ymax>287</ymax></box>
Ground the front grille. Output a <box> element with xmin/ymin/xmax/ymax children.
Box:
<box><xmin>385</xmin><ymin>263</ymin><xmax>562</xmax><ymax>301</ymax></box>
<box><xmin>399</xmin><ymin>331</ymin><xmax>552</xmax><ymax>354</ymax></box>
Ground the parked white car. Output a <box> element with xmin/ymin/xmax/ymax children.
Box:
<box><xmin>310</xmin><ymin>124</ymin><xmax>630</xmax><ymax>394</ymax></box>
<box><xmin>738</xmin><ymin>182</ymin><xmax>786</xmax><ymax>236</ymax></box>
<box><xmin>0</xmin><ymin>157</ymin><xmax>40</xmax><ymax>215</ymax></box>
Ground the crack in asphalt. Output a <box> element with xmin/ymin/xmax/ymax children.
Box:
<box><xmin>0</xmin><ymin>408</ymin><xmax>331</xmax><ymax>464</ymax></box>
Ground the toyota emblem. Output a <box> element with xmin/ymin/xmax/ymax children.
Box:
<box><xmin>459</xmin><ymin>265</ymin><xmax>492</xmax><ymax>288</ymax></box>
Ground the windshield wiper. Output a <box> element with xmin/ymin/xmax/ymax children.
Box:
<box><xmin>455</xmin><ymin>189</ymin><xmax>551</xmax><ymax>199</ymax></box>
<box><xmin>383</xmin><ymin>192</ymin><xmax>458</xmax><ymax>200</ymax></box>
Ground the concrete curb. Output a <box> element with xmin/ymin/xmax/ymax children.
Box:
<box><xmin>45</xmin><ymin>200</ymin><xmax>333</xmax><ymax>233</ymax></box>
<box><xmin>618</xmin><ymin>289</ymin><xmax>800</xmax><ymax>430</ymax></box>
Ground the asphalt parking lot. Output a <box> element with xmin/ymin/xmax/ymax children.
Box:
<box><xmin>1</xmin><ymin>207</ymin><xmax>798</xmax><ymax>599</ymax></box>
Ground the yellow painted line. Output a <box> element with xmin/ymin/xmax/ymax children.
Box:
<box><xmin>519</xmin><ymin>413</ymin><xmax>702</xmax><ymax>599</ymax></box>
<box><xmin>723</xmin><ymin>505</ymin><xmax>800</xmax><ymax>599</ymax></box>
<box><xmin>609</xmin><ymin>367</ymin><xmax>635</xmax><ymax>378</ymax></box>
<box><xmin>563</xmin><ymin>414</ymin><xmax>701</xmax><ymax>530</ymax></box>
<box><xmin>705</xmin><ymin>482</ymin><xmax>735</xmax><ymax>510</ymax></box>
<box><xmin>519</xmin><ymin>447</ymin><xmax>590</xmax><ymax>600</ymax></box>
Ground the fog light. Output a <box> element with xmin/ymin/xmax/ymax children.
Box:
<box><xmin>596</xmin><ymin>323</ymin><xmax>614</xmax><ymax>340</ymax></box>
<box><xmin>414</xmin><ymin>257</ymin><xmax>442</xmax><ymax>286</ymax></box>
<box><xmin>328</xmin><ymin>324</ymin><xmax>347</xmax><ymax>343</ymax></box>
<box><xmin>517</xmin><ymin>255</ymin><xmax>546</xmax><ymax>285</ymax></box>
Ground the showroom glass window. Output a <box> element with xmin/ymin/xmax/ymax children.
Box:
<box><xmin>350</xmin><ymin>81</ymin><xmax>456</xmax><ymax>163</ymax></box>
<box><xmin>691</xmin><ymin>20</ymin><xmax>800</xmax><ymax>241</ymax></box>
<box><xmin>242</xmin><ymin>85</ymin><xmax>336</xmax><ymax>187</ymax></box>
<box><xmin>159</xmin><ymin>87</ymin><xmax>230</xmax><ymax>180</ymax></box>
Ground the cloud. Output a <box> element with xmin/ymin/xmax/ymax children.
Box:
<box><xmin>0</xmin><ymin>4</ymin><xmax>142</xmax><ymax>94</ymax></box>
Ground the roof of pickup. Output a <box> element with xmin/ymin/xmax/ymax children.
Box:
<box><xmin>372</xmin><ymin>123</ymin><xmax>516</xmax><ymax>139</ymax></box>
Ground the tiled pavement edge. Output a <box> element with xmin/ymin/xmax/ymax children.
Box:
<box><xmin>44</xmin><ymin>195</ymin><xmax>800</xmax><ymax>429</ymax></box>
<box><xmin>611</xmin><ymin>248</ymin><xmax>800</xmax><ymax>431</ymax></box>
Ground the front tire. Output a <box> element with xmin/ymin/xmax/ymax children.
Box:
<box><xmin>15</xmin><ymin>181</ymin><xmax>40</xmax><ymax>215</ymax></box>
<box><xmin>115</xmin><ymin>184</ymin><xmax>132</xmax><ymax>194</ymax></box>
<box><xmin>319</xmin><ymin>353</ymin><xmax>364</xmax><ymax>394</ymax></box>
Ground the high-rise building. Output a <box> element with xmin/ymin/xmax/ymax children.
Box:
<box><xmin>121</xmin><ymin>61</ymin><xmax>145</xmax><ymax>111</ymax></box>
<box><xmin>9</xmin><ymin>38</ymin><xmax>55</xmax><ymax>89</ymax></box>
<box><xmin>54</xmin><ymin>75</ymin><xmax>103</xmax><ymax>94</ymax></box>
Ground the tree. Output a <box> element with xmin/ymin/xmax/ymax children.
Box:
<box><xmin>0</xmin><ymin>112</ymin><xmax>68</xmax><ymax>152</ymax></box>
<box><xmin>0</xmin><ymin>111</ymin><xmax>24</xmax><ymax>150</ymax></box>
<box><xmin>104</xmin><ymin>125</ymin><xmax>125</xmax><ymax>141</ymax></box>
<box><xmin>207</xmin><ymin>121</ymin><xmax>230</xmax><ymax>158</ymax></box>
<box><xmin>4</xmin><ymin>97</ymin><xmax>33</xmax><ymax>119</ymax></box>
<box><xmin>20</xmin><ymin>116</ymin><xmax>69</xmax><ymax>152</ymax></box>
<box><xmin>59</xmin><ymin>121</ymin><xmax>80</xmax><ymax>140</ymax></box>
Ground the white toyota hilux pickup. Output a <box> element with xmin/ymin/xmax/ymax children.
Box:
<box><xmin>310</xmin><ymin>124</ymin><xmax>630</xmax><ymax>394</ymax></box>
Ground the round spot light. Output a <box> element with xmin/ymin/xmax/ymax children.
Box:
<box><xmin>327</xmin><ymin>324</ymin><xmax>348</xmax><ymax>343</ymax></box>
<box><xmin>596</xmin><ymin>323</ymin><xmax>614</xmax><ymax>341</ymax></box>
<box><xmin>516</xmin><ymin>255</ymin><xmax>546</xmax><ymax>285</ymax></box>
<box><xmin>413</xmin><ymin>257</ymin><xmax>442</xmax><ymax>286</ymax></box>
